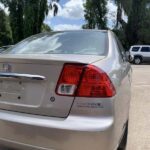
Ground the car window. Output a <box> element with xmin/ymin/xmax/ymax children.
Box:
<box><xmin>141</xmin><ymin>47</ymin><xmax>150</xmax><ymax>52</ymax></box>
<box><xmin>132</xmin><ymin>47</ymin><xmax>140</xmax><ymax>52</ymax></box>
<box><xmin>4</xmin><ymin>31</ymin><xmax>108</xmax><ymax>56</ymax></box>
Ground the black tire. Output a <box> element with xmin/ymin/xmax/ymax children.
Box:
<box><xmin>117</xmin><ymin>122</ymin><xmax>128</xmax><ymax>150</ymax></box>
<box><xmin>134</xmin><ymin>57</ymin><xmax>142</xmax><ymax>64</ymax></box>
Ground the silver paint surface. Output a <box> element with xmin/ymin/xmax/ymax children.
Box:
<box><xmin>0</xmin><ymin>30</ymin><xmax>131</xmax><ymax>150</ymax></box>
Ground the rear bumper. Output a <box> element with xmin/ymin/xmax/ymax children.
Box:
<box><xmin>0</xmin><ymin>109</ymin><xmax>116</xmax><ymax>150</ymax></box>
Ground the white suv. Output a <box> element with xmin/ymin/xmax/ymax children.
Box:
<box><xmin>130</xmin><ymin>45</ymin><xmax>150</xmax><ymax>64</ymax></box>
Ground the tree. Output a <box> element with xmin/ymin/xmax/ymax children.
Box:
<box><xmin>138</xmin><ymin>0</ymin><xmax>150</xmax><ymax>44</ymax></box>
<box><xmin>49</xmin><ymin>0</ymin><xmax>60</xmax><ymax>16</ymax></box>
<box><xmin>41</xmin><ymin>23</ymin><xmax>52</xmax><ymax>32</ymax></box>
<box><xmin>114</xmin><ymin>0</ymin><xmax>132</xmax><ymax>28</ymax></box>
<box><xmin>0</xmin><ymin>0</ymin><xmax>59</xmax><ymax>43</ymax></box>
<box><xmin>0</xmin><ymin>8</ymin><xmax>12</xmax><ymax>46</ymax></box>
<box><xmin>23</xmin><ymin>0</ymin><xmax>49</xmax><ymax>38</ymax></box>
<box><xmin>83</xmin><ymin>0</ymin><xmax>107</xmax><ymax>29</ymax></box>
<box><xmin>114</xmin><ymin>0</ymin><xmax>150</xmax><ymax>47</ymax></box>
<box><xmin>126</xmin><ymin>0</ymin><xmax>146</xmax><ymax>45</ymax></box>
<box><xmin>0</xmin><ymin>0</ymin><xmax>24</xmax><ymax>43</ymax></box>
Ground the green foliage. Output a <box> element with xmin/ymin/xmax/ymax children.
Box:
<box><xmin>23</xmin><ymin>0</ymin><xmax>48</xmax><ymax>38</ymax></box>
<box><xmin>115</xmin><ymin>0</ymin><xmax>150</xmax><ymax>47</ymax></box>
<box><xmin>0</xmin><ymin>0</ymin><xmax>24</xmax><ymax>43</ymax></box>
<box><xmin>138</xmin><ymin>1</ymin><xmax>150</xmax><ymax>44</ymax></box>
<box><xmin>10</xmin><ymin>0</ymin><xmax>24</xmax><ymax>43</ymax></box>
<box><xmin>114</xmin><ymin>0</ymin><xmax>132</xmax><ymax>15</ymax></box>
<box><xmin>83</xmin><ymin>0</ymin><xmax>107</xmax><ymax>29</ymax></box>
<box><xmin>41</xmin><ymin>23</ymin><xmax>52</xmax><ymax>32</ymax></box>
<box><xmin>0</xmin><ymin>0</ymin><xmax>149</xmax><ymax>48</ymax></box>
<box><xmin>114</xmin><ymin>0</ymin><xmax>132</xmax><ymax>29</ymax></box>
<box><xmin>0</xmin><ymin>0</ymin><xmax>54</xmax><ymax>44</ymax></box>
<box><xmin>126</xmin><ymin>0</ymin><xmax>150</xmax><ymax>45</ymax></box>
<box><xmin>126</xmin><ymin>0</ymin><xmax>142</xmax><ymax>45</ymax></box>
<box><xmin>0</xmin><ymin>8</ymin><xmax>12</xmax><ymax>46</ymax></box>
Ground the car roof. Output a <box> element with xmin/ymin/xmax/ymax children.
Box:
<box><xmin>33</xmin><ymin>30</ymin><xmax>109</xmax><ymax>37</ymax></box>
<box><xmin>131</xmin><ymin>45</ymin><xmax>150</xmax><ymax>47</ymax></box>
<box><xmin>50</xmin><ymin>29</ymin><xmax>108</xmax><ymax>32</ymax></box>
<box><xmin>21</xmin><ymin>30</ymin><xmax>110</xmax><ymax>43</ymax></box>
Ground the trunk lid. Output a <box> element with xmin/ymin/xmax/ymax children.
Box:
<box><xmin>0</xmin><ymin>54</ymin><xmax>105</xmax><ymax>117</ymax></box>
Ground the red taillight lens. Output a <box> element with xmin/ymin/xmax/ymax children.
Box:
<box><xmin>56</xmin><ymin>64</ymin><xmax>116</xmax><ymax>97</ymax></box>
<box><xmin>76</xmin><ymin>65</ymin><xmax>116</xmax><ymax>97</ymax></box>
<box><xmin>56</xmin><ymin>64</ymin><xmax>84</xmax><ymax>96</ymax></box>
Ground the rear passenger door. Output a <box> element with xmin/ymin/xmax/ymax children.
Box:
<box><xmin>140</xmin><ymin>46</ymin><xmax>150</xmax><ymax>61</ymax></box>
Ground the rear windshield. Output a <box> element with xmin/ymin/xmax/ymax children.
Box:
<box><xmin>4</xmin><ymin>31</ymin><xmax>108</xmax><ymax>55</ymax></box>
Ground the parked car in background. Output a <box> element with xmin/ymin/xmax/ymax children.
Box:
<box><xmin>0</xmin><ymin>30</ymin><xmax>131</xmax><ymax>150</ymax></box>
<box><xmin>130</xmin><ymin>45</ymin><xmax>150</xmax><ymax>64</ymax></box>
<box><xmin>0</xmin><ymin>45</ymin><xmax>13</xmax><ymax>53</ymax></box>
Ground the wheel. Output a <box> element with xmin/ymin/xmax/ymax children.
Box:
<box><xmin>134</xmin><ymin>57</ymin><xmax>142</xmax><ymax>64</ymax></box>
<box><xmin>117</xmin><ymin>122</ymin><xmax>128</xmax><ymax>150</ymax></box>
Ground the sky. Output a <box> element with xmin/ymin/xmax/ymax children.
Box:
<box><xmin>44</xmin><ymin>0</ymin><xmax>119</xmax><ymax>31</ymax></box>
<box><xmin>0</xmin><ymin>0</ymin><xmax>122</xmax><ymax>31</ymax></box>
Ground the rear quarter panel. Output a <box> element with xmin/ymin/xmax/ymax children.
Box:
<box><xmin>70</xmin><ymin>31</ymin><xmax>131</xmax><ymax>149</ymax></box>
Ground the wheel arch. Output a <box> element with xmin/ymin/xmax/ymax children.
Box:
<box><xmin>134</xmin><ymin>55</ymin><xmax>143</xmax><ymax>60</ymax></box>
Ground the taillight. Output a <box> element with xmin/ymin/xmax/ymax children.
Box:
<box><xmin>56</xmin><ymin>64</ymin><xmax>84</xmax><ymax>96</ymax></box>
<box><xmin>56</xmin><ymin>64</ymin><xmax>116</xmax><ymax>97</ymax></box>
<box><xmin>76</xmin><ymin>65</ymin><xmax>116</xmax><ymax>97</ymax></box>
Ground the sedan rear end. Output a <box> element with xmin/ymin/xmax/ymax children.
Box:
<box><xmin>0</xmin><ymin>30</ymin><xmax>131</xmax><ymax>150</ymax></box>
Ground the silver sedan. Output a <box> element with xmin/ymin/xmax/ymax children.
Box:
<box><xmin>0</xmin><ymin>30</ymin><xmax>131</xmax><ymax>150</ymax></box>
